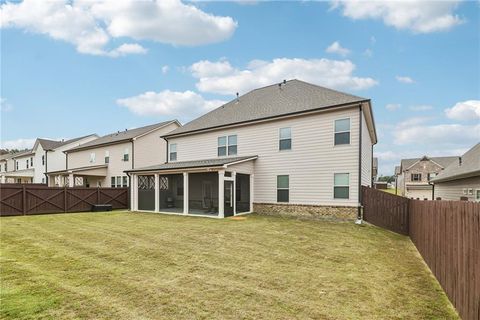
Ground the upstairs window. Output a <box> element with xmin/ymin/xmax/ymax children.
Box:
<box><xmin>169</xmin><ymin>144</ymin><xmax>177</xmax><ymax>161</ymax></box>
<box><xmin>277</xmin><ymin>175</ymin><xmax>289</xmax><ymax>203</ymax></box>
<box><xmin>123</xmin><ymin>148</ymin><xmax>129</xmax><ymax>161</ymax></box>
<box><xmin>334</xmin><ymin>118</ymin><xmax>350</xmax><ymax>145</ymax></box>
<box><xmin>411</xmin><ymin>173</ymin><xmax>422</xmax><ymax>182</ymax></box>
<box><xmin>218</xmin><ymin>135</ymin><xmax>237</xmax><ymax>157</ymax></box>
<box><xmin>16</xmin><ymin>161</ymin><xmax>18</xmax><ymax>170</ymax></box>
<box><xmin>427</xmin><ymin>172</ymin><xmax>436</xmax><ymax>180</ymax></box>
<box><xmin>30</xmin><ymin>157</ymin><xmax>33</xmax><ymax>167</ymax></box>
<box><xmin>279</xmin><ymin>127</ymin><xmax>292</xmax><ymax>151</ymax></box>
<box><xmin>26</xmin><ymin>159</ymin><xmax>29</xmax><ymax>169</ymax></box>
<box><xmin>42</xmin><ymin>155</ymin><xmax>45</xmax><ymax>165</ymax></box>
<box><xmin>334</xmin><ymin>173</ymin><xmax>350</xmax><ymax>199</ymax></box>
<box><xmin>105</xmin><ymin>151</ymin><xmax>110</xmax><ymax>164</ymax></box>
<box><xmin>89</xmin><ymin>153</ymin><xmax>96</xmax><ymax>163</ymax></box>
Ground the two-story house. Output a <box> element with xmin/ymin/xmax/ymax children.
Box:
<box><xmin>126</xmin><ymin>80</ymin><xmax>377</xmax><ymax>219</ymax></box>
<box><xmin>396</xmin><ymin>155</ymin><xmax>458</xmax><ymax>199</ymax></box>
<box><xmin>432</xmin><ymin>143</ymin><xmax>480</xmax><ymax>201</ymax></box>
<box><xmin>0</xmin><ymin>135</ymin><xmax>98</xmax><ymax>184</ymax></box>
<box><xmin>47</xmin><ymin>121</ymin><xmax>180</xmax><ymax>188</ymax></box>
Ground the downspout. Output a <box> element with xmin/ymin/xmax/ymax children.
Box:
<box><xmin>131</xmin><ymin>140</ymin><xmax>135</xmax><ymax>169</ymax></box>
<box><xmin>45</xmin><ymin>150</ymin><xmax>48</xmax><ymax>185</ymax></box>
<box><xmin>428</xmin><ymin>180</ymin><xmax>435</xmax><ymax>200</ymax></box>
<box><xmin>162</xmin><ymin>136</ymin><xmax>169</xmax><ymax>163</ymax></box>
<box><xmin>357</xmin><ymin>104</ymin><xmax>363</xmax><ymax>224</ymax></box>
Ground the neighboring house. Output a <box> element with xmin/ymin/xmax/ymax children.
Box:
<box><xmin>126</xmin><ymin>79</ymin><xmax>377</xmax><ymax>219</ymax></box>
<box><xmin>47</xmin><ymin>121</ymin><xmax>180</xmax><ymax>188</ymax></box>
<box><xmin>396</xmin><ymin>156</ymin><xmax>458</xmax><ymax>200</ymax></box>
<box><xmin>0</xmin><ymin>135</ymin><xmax>98</xmax><ymax>184</ymax></box>
<box><xmin>432</xmin><ymin>143</ymin><xmax>480</xmax><ymax>201</ymax></box>
<box><xmin>372</xmin><ymin>157</ymin><xmax>378</xmax><ymax>182</ymax></box>
<box><xmin>0</xmin><ymin>150</ymin><xmax>34</xmax><ymax>183</ymax></box>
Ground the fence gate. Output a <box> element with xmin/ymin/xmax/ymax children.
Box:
<box><xmin>361</xmin><ymin>186</ymin><xmax>409</xmax><ymax>235</ymax></box>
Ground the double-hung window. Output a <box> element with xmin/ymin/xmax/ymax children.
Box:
<box><xmin>123</xmin><ymin>148</ymin><xmax>129</xmax><ymax>161</ymax></box>
<box><xmin>26</xmin><ymin>159</ymin><xmax>29</xmax><ymax>169</ymax></box>
<box><xmin>169</xmin><ymin>144</ymin><xmax>177</xmax><ymax>161</ymax></box>
<box><xmin>334</xmin><ymin>118</ymin><xmax>350</xmax><ymax>145</ymax></box>
<box><xmin>90</xmin><ymin>153</ymin><xmax>96</xmax><ymax>163</ymax></box>
<box><xmin>334</xmin><ymin>173</ymin><xmax>350</xmax><ymax>199</ymax></box>
<box><xmin>122</xmin><ymin>176</ymin><xmax>128</xmax><ymax>187</ymax></box>
<box><xmin>111</xmin><ymin>177</ymin><xmax>116</xmax><ymax>188</ymax></box>
<box><xmin>277</xmin><ymin>175</ymin><xmax>289</xmax><ymax>203</ymax></box>
<box><xmin>218</xmin><ymin>135</ymin><xmax>237</xmax><ymax>156</ymax></box>
<box><xmin>30</xmin><ymin>157</ymin><xmax>33</xmax><ymax>167</ymax></box>
<box><xmin>279</xmin><ymin>127</ymin><xmax>292</xmax><ymax>151</ymax></box>
<box><xmin>105</xmin><ymin>151</ymin><xmax>110</xmax><ymax>164</ymax></box>
<box><xmin>411</xmin><ymin>173</ymin><xmax>421</xmax><ymax>182</ymax></box>
<box><xmin>42</xmin><ymin>155</ymin><xmax>45</xmax><ymax>165</ymax></box>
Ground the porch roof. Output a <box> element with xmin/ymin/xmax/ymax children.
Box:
<box><xmin>46</xmin><ymin>164</ymin><xmax>108</xmax><ymax>177</ymax></box>
<box><xmin>125</xmin><ymin>156</ymin><xmax>258</xmax><ymax>173</ymax></box>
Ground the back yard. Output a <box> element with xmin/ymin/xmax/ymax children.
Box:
<box><xmin>0</xmin><ymin>212</ymin><xmax>457</xmax><ymax>319</ymax></box>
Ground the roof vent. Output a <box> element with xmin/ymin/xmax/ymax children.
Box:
<box><xmin>459</xmin><ymin>156</ymin><xmax>462</xmax><ymax>166</ymax></box>
<box><xmin>236</xmin><ymin>92</ymin><xmax>239</xmax><ymax>103</ymax></box>
<box><xmin>283</xmin><ymin>79</ymin><xmax>286</xmax><ymax>85</ymax></box>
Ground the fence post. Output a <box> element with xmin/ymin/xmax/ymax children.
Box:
<box><xmin>64</xmin><ymin>186</ymin><xmax>67</xmax><ymax>212</ymax></box>
<box><xmin>22</xmin><ymin>185</ymin><xmax>26</xmax><ymax>215</ymax></box>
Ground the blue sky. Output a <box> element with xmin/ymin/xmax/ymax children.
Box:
<box><xmin>1</xmin><ymin>0</ymin><xmax>479</xmax><ymax>175</ymax></box>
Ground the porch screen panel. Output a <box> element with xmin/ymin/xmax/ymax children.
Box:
<box><xmin>138</xmin><ymin>175</ymin><xmax>155</xmax><ymax>211</ymax></box>
<box><xmin>159</xmin><ymin>174</ymin><xmax>184</xmax><ymax>213</ymax></box>
<box><xmin>236</xmin><ymin>174</ymin><xmax>250</xmax><ymax>213</ymax></box>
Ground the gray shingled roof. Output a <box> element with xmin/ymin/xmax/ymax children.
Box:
<box><xmin>38</xmin><ymin>135</ymin><xmax>96</xmax><ymax>150</ymax></box>
<box><xmin>165</xmin><ymin>79</ymin><xmax>368</xmax><ymax>137</ymax></box>
<box><xmin>66</xmin><ymin>121</ymin><xmax>176</xmax><ymax>152</ymax></box>
<box><xmin>432</xmin><ymin>143</ymin><xmax>480</xmax><ymax>182</ymax></box>
<box><xmin>400</xmin><ymin>156</ymin><xmax>458</xmax><ymax>170</ymax></box>
<box><xmin>126</xmin><ymin>156</ymin><xmax>257</xmax><ymax>172</ymax></box>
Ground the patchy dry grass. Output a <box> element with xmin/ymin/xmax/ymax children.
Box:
<box><xmin>1</xmin><ymin>211</ymin><xmax>457</xmax><ymax>319</ymax></box>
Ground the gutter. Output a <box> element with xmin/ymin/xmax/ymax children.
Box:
<box><xmin>357</xmin><ymin>104</ymin><xmax>363</xmax><ymax>223</ymax></box>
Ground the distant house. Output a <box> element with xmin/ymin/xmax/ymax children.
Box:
<box><xmin>396</xmin><ymin>156</ymin><xmax>458</xmax><ymax>199</ymax></box>
<box><xmin>432</xmin><ymin>143</ymin><xmax>480</xmax><ymax>202</ymax></box>
<box><xmin>0</xmin><ymin>135</ymin><xmax>97</xmax><ymax>184</ymax></box>
<box><xmin>372</xmin><ymin>157</ymin><xmax>378</xmax><ymax>182</ymax></box>
<box><xmin>47</xmin><ymin>121</ymin><xmax>180</xmax><ymax>188</ymax></box>
<box><xmin>125</xmin><ymin>80</ymin><xmax>377</xmax><ymax>219</ymax></box>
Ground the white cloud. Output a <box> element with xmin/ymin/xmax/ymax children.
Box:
<box><xmin>0</xmin><ymin>138</ymin><xmax>36</xmax><ymax>150</ymax></box>
<box><xmin>107</xmin><ymin>43</ymin><xmax>147</xmax><ymax>57</ymax></box>
<box><xmin>0</xmin><ymin>0</ymin><xmax>237</xmax><ymax>56</ymax></box>
<box><xmin>363</xmin><ymin>49</ymin><xmax>373</xmax><ymax>57</ymax></box>
<box><xmin>161</xmin><ymin>65</ymin><xmax>170</xmax><ymax>74</ymax></box>
<box><xmin>190</xmin><ymin>58</ymin><xmax>378</xmax><ymax>95</ymax></box>
<box><xmin>0</xmin><ymin>98</ymin><xmax>13</xmax><ymax>112</ymax></box>
<box><xmin>386</xmin><ymin>103</ymin><xmax>401</xmax><ymax>111</ymax></box>
<box><xmin>394</xmin><ymin>119</ymin><xmax>480</xmax><ymax>147</ymax></box>
<box><xmin>116</xmin><ymin>90</ymin><xmax>226</xmax><ymax>118</ymax></box>
<box><xmin>409</xmin><ymin>105</ymin><xmax>433</xmax><ymax>111</ymax></box>
<box><xmin>332</xmin><ymin>0</ymin><xmax>463</xmax><ymax>33</ymax></box>
<box><xmin>445</xmin><ymin>100</ymin><xmax>480</xmax><ymax>121</ymax></box>
<box><xmin>396</xmin><ymin>76</ymin><xmax>415</xmax><ymax>84</ymax></box>
<box><xmin>325</xmin><ymin>41</ymin><xmax>350</xmax><ymax>56</ymax></box>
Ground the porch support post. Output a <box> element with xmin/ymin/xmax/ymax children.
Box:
<box><xmin>133</xmin><ymin>175</ymin><xmax>138</xmax><ymax>211</ymax></box>
<box><xmin>68</xmin><ymin>173</ymin><xmax>74</xmax><ymax>188</ymax></box>
<box><xmin>218</xmin><ymin>170</ymin><xmax>225</xmax><ymax>218</ymax></box>
<box><xmin>250</xmin><ymin>174</ymin><xmax>254</xmax><ymax>212</ymax></box>
<box><xmin>183</xmin><ymin>172</ymin><xmax>189</xmax><ymax>215</ymax></box>
<box><xmin>0</xmin><ymin>175</ymin><xmax>5</xmax><ymax>184</ymax></box>
<box><xmin>232</xmin><ymin>171</ymin><xmax>237</xmax><ymax>216</ymax></box>
<box><xmin>130</xmin><ymin>174</ymin><xmax>135</xmax><ymax>211</ymax></box>
<box><xmin>154</xmin><ymin>173</ymin><xmax>159</xmax><ymax>212</ymax></box>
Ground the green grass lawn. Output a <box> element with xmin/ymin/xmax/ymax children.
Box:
<box><xmin>380</xmin><ymin>188</ymin><xmax>398</xmax><ymax>195</ymax></box>
<box><xmin>1</xmin><ymin>211</ymin><xmax>457</xmax><ymax>319</ymax></box>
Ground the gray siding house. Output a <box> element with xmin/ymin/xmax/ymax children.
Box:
<box><xmin>432</xmin><ymin>143</ymin><xmax>480</xmax><ymax>201</ymax></box>
<box><xmin>126</xmin><ymin>80</ymin><xmax>377</xmax><ymax>219</ymax></box>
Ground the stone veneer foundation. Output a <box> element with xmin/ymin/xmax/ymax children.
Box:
<box><xmin>253</xmin><ymin>203</ymin><xmax>358</xmax><ymax>220</ymax></box>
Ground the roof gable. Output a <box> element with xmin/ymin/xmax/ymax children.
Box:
<box><xmin>65</xmin><ymin>120</ymin><xmax>178</xmax><ymax>153</ymax></box>
<box><xmin>433</xmin><ymin>143</ymin><xmax>480</xmax><ymax>182</ymax></box>
<box><xmin>165</xmin><ymin>79</ymin><xmax>369</xmax><ymax>137</ymax></box>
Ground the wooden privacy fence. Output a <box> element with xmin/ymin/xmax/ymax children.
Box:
<box><xmin>362</xmin><ymin>186</ymin><xmax>480</xmax><ymax>320</ymax></box>
<box><xmin>0</xmin><ymin>184</ymin><xmax>129</xmax><ymax>216</ymax></box>
<box><xmin>362</xmin><ymin>186</ymin><xmax>409</xmax><ymax>235</ymax></box>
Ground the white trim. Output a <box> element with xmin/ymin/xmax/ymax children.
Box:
<box><xmin>223</xmin><ymin>156</ymin><xmax>258</xmax><ymax>168</ymax></box>
<box><xmin>218</xmin><ymin>170</ymin><xmax>225</xmax><ymax>218</ymax></box>
<box><xmin>154</xmin><ymin>174</ymin><xmax>159</xmax><ymax>212</ymax></box>
<box><xmin>183</xmin><ymin>172</ymin><xmax>189</xmax><ymax>214</ymax></box>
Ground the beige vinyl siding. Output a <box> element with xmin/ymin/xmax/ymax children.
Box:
<box><xmin>361</xmin><ymin>111</ymin><xmax>372</xmax><ymax>187</ymax></box>
<box><xmin>134</xmin><ymin>122</ymin><xmax>179</xmax><ymax>168</ymax></box>
<box><xmin>435</xmin><ymin>176</ymin><xmax>480</xmax><ymax>201</ymax></box>
<box><xmin>67</xmin><ymin>142</ymin><xmax>132</xmax><ymax>187</ymax></box>
<box><xmin>169</xmin><ymin>106</ymin><xmax>361</xmax><ymax>206</ymax></box>
<box><xmin>227</xmin><ymin>160</ymin><xmax>255</xmax><ymax>175</ymax></box>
